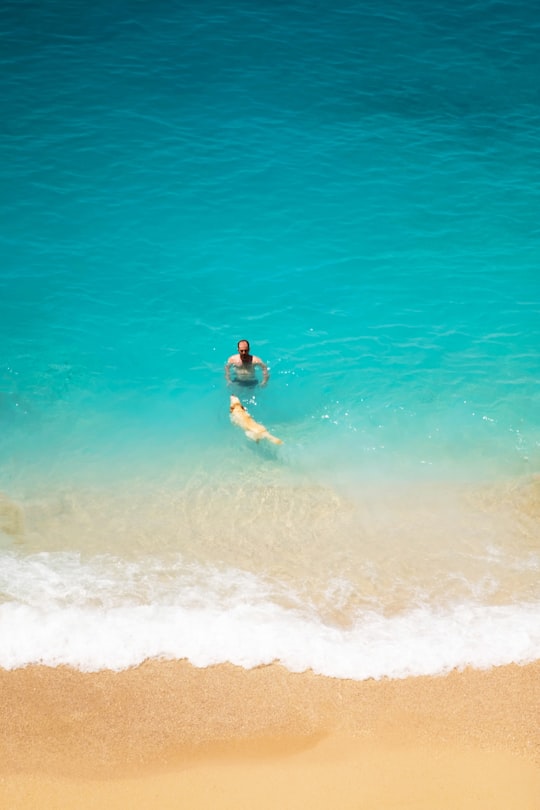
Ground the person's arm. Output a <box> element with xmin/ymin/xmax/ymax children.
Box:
<box><xmin>224</xmin><ymin>357</ymin><xmax>232</xmax><ymax>383</ymax></box>
<box><xmin>255</xmin><ymin>357</ymin><xmax>269</xmax><ymax>386</ymax></box>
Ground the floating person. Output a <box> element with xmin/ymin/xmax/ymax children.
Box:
<box><xmin>229</xmin><ymin>395</ymin><xmax>282</xmax><ymax>444</ymax></box>
<box><xmin>225</xmin><ymin>339</ymin><xmax>269</xmax><ymax>388</ymax></box>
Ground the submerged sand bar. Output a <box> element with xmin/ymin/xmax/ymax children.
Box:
<box><xmin>1</xmin><ymin>660</ymin><xmax>539</xmax><ymax>809</ymax></box>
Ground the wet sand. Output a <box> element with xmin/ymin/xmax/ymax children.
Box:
<box><xmin>1</xmin><ymin>660</ymin><xmax>539</xmax><ymax>809</ymax></box>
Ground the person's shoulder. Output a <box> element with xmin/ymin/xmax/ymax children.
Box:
<box><xmin>252</xmin><ymin>355</ymin><xmax>266</xmax><ymax>365</ymax></box>
<box><xmin>226</xmin><ymin>353</ymin><xmax>239</xmax><ymax>363</ymax></box>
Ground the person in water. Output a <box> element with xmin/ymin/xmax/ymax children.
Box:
<box><xmin>225</xmin><ymin>339</ymin><xmax>269</xmax><ymax>387</ymax></box>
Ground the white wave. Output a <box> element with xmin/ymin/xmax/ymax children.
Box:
<box><xmin>1</xmin><ymin>599</ymin><xmax>539</xmax><ymax>679</ymax></box>
<box><xmin>2</xmin><ymin>550</ymin><xmax>539</xmax><ymax>678</ymax></box>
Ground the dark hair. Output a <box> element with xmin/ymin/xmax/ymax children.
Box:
<box><xmin>237</xmin><ymin>339</ymin><xmax>250</xmax><ymax>350</ymax></box>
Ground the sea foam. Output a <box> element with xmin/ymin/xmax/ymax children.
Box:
<box><xmin>1</xmin><ymin>553</ymin><xmax>539</xmax><ymax>678</ymax></box>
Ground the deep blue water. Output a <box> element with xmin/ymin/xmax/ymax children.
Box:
<box><xmin>0</xmin><ymin>0</ymin><xmax>539</xmax><ymax>675</ymax></box>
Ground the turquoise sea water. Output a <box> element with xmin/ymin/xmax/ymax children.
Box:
<box><xmin>1</xmin><ymin>0</ymin><xmax>539</xmax><ymax>677</ymax></box>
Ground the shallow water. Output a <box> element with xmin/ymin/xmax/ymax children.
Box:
<box><xmin>1</xmin><ymin>0</ymin><xmax>539</xmax><ymax>677</ymax></box>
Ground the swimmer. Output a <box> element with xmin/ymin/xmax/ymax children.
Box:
<box><xmin>225</xmin><ymin>339</ymin><xmax>269</xmax><ymax>387</ymax></box>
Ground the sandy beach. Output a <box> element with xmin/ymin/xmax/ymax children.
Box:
<box><xmin>1</xmin><ymin>659</ymin><xmax>539</xmax><ymax>809</ymax></box>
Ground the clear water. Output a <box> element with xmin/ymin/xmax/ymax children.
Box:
<box><xmin>1</xmin><ymin>0</ymin><xmax>539</xmax><ymax>677</ymax></box>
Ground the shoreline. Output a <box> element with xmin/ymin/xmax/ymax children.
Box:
<box><xmin>1</xmin><ymin>659</ymin><xmax>539</xmax><ymax>808</ymax></box>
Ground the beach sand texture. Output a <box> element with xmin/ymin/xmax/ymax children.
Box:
<box><xmin>1</xmin><ymin>660</ymin><xmax>539</xmax><ymax>809</ymax></box>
